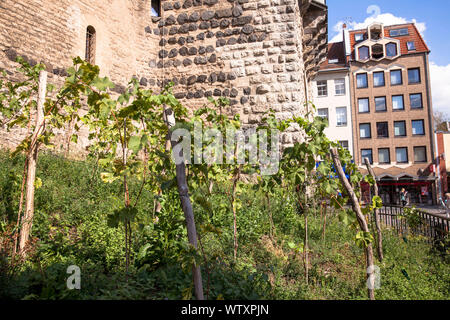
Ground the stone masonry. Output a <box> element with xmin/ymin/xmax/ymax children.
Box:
<box><xmin>0</xmin><ymin>0</ymin><xmax>327</xmax><ymax>153</ymax></box>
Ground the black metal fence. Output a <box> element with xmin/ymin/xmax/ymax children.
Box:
<box><xmin>375</xmin><ymin>206</ymin><xmax>450</xmax><ymax>243</ymax></box>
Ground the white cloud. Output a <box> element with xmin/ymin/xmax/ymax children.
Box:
<box><xmin>430</xmin><ymin>62</ymin><xmax>450</xmax><ymax>118</ymax></box>
<box><xmin>330</xmin><ymin>12</ymin><xmax>426</xmax><ymax>43</ymax></box>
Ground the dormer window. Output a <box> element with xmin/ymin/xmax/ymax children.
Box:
<box><xmin>407</xmin><ymin>41</ymin><xmax>416</xmax><ymax>51</ymax></box>
<box><xmin>389</xmin><ymin>28</ymin><xmax>409</xmax><ymax>37</ymax></box>
<box><xmin>151</xmin><ymin>0</ymin><xmax>161</xmax><ymax>17</ymax></box>
<box><xmin>355</xmin><ymin>33</ymin><xmax>364</xmax><ymax>42</ymax></box>
<box><xmin>386</xmin><ymin>43</ymin><xmax>398</xmax><ymax>57</ymax></box>
<box><xmin>358</xmin><ymin>46</ymin><xmax>369</xmax><ymax>60</ymax></box>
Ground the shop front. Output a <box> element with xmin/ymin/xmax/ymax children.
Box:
<box><xmin>361</xmin><ymin>176</ymin><xmax>436</xmax><ymax>205</ymax></box>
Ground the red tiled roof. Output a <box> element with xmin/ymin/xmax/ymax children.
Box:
<box><xmin>319</xmin><ymin>42</ymin><xmax>347</xmax><ymax>71</ymax></box>
<box><xmin>348</xmin><ymin>23</ymin><xmax>430</xmax><ymax>60</ymax></box>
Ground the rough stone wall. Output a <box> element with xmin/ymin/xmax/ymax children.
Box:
<box><xmin>0</xmin><ymin>0</ymin><xmax>328</xmax><ymax>153</ymax></box>
<box><xmin>155</xmin><ymin>0</ymin><xmax>319</xmax><ymax>146</ymax></box>
<box><xmin>0</xmin><ymin>0</ymin><xmax>158</xmax><ymax>151</ymax></box>
<box><xmin>0</xmin><ymin>0</ymin><xmax>158</xmax><ymax>87</ymax></box>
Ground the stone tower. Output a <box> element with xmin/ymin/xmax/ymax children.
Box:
<box><xmin>0</xmin><ymin>0</ymin><xmax>327</xmax><ymax>151</ymax></box>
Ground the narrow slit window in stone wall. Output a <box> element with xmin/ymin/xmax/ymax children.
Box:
<box><xmin>85</xmin><ymin>26</ymin><xmax>96</xmax><ymax>65</ymax></box>
<box><xmin>151</xmin><ymin>0</ymin><xmax>161</xmax><ymax>17</ymax></box>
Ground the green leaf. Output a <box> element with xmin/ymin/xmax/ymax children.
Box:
<box><xmin>128</xmin><ymin>135</ymin><xmax>142</xmax><ymax>154</ymax></box>
<box><xmin>92</xmin><ymin>76</ymin><xmax>115</xmax><ymax>91</ymax></box>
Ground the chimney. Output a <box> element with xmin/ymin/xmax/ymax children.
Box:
<box><xmin>343</xmin><ymin>23</ymin><xmax>351</xmax><ymax>57</ymax></box>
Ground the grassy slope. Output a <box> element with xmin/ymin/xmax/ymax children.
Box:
<box><xmin>0</xmin><ymin>151</ymin><xmax>448</xmax><ymax>300</ymax></box>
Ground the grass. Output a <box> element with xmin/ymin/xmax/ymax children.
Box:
<box><xmin>0</xmin><ymin>151</ymin><xmax>448</xmax><ymax>300</ymax></box>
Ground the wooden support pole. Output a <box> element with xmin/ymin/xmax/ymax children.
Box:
<box><xmin>364</xmin><ymin>157</ymin><xmax>384</xmax><ymax>262</ymax></box>
<box><xmin>19</xmin><ymin>70</ymin><xmax>47</xmax><ymax>255</ymax></box>
<box><xmin>331</xmin><ymin>148</ymin><xmax>376</xmax><ymax>300</ymax></box>
<box><xmin>164</xmin><ymin>107</ymin><xmax>204</xmax><ymax>300</ymax></box>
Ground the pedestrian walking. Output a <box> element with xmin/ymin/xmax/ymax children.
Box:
<box><xmin>400</xmin><ymin>188</ymin><xmax>408</xmax><ymax>207</ymax></box>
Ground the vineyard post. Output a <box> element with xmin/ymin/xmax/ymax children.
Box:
<box><xmin>164</xmin><ymin>106</ymin><xmax>204</xmax><ymax>300</ymax></box>
<box><xmin>18</xmin><ymin>70</ymin><xmax>47</xmax><ymax>255</ymax></box>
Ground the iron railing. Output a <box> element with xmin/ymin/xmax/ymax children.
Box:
<box><xmin>375</xmin><ymin>205</ymin><xmax>449</xmax><ymax>243</ymax></box>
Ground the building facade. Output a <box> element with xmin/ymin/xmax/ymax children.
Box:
<box><xmin>0</xmin><ymin>0</ymin><xmax>328</xmax><ymax>153</ymax></box>
<box><xmin>436</xmin><ymin>131</ymin><xmax>450</xmax><ymax>200</ymax></box>
<box><xmin>348</xmin><ymin>22</ymin><xmax>436</xmax><ymax>205</ymax></box>
<box><xmin>313</xmin><ymin>42</ymin><xmax>353</xmax><ymax>156</ymax></box>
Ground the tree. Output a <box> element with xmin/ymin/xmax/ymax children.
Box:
<box><xmin>434</xmin><ymin>110</ymin><xmax>449</xmax><ymax>131</ymax></box>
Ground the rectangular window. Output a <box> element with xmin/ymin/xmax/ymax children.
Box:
<box><xmin>361</xmin><ymin>149</ymin><xmax>373</xmax><ymax>164</ymax></box>
<box><xmin>396</xmin><ymin>147</ymin><xmax>408</xmax><ymax>163</ymax></box>
<box><xmin>392</xmin><ymin>95</ymin><xmax>404</xmax><ymax>111</ymax></box>
<box><xmin>358</xmin><ymin>98</ymin><xmax>370</xmax><ymax>113</ymax></box>
<box><xmin>377</xmin><ymin>122</ymin><xmax>389</xmax><ymax>138</ymax></box>
<box><xmin>356</xmin><ymin>73</ymin><xmax>368</xmax><ymax>88</ymax></box>
<box><xmin>373</xmin><ymin>72</ymin><xmax>385</xmax><ymax>87</ymax></box>
<box><xmin>412</xmin><ymin>120</ymin><xmax>425</xmax><ymax>135</ymax></box>
<box><xmin>414</xmin><ymin>146</ymin><xmax>427</xmax><ymax>163</ymax></box>
<box><xmin>408</xmin><ymin>68</ymin><xmax>421</xmax><ymax>84</ymax></box>
<box><xmin>339</xmin><ymin>141</ymin><xmax>349</xmax><ymax>150</ymax></box>
<box><xmin>317</xmin><ymin>80</ymin><xmax>328</xmax><ymax>97</ymax></box>
<box><xmin>390</xmin><ymin>70</ymin><xmax>403</xmax><ymax>85</ymax></box>
<box><xmin>410</xmin><ymin>93</ymin><xmax>423</xmax><ymax>109</ymax></box>
<box><xmin>375</xmin><ymin>96</ymin><xmax>387</xmax><ymax>112</ymax></box>
<box><xmin>318</xmin><ymin>108</ymin><xmax>329</xmax><ymax>125</ymax></box>
<box><xmin>389</xmin><ymin>28</ymin><xmax>409</xmax><ymax>37</ymax></box>
<box><xmin>394</xmin><ymin>121</ymin><xmax>407</xmax><ymax>137</ymax></box>
<box><xmin>355</xmin><ymin>33</ymin><xmax>364</xmax><ymax>42</ymax></box>
<box><xmin>378</xmin><ymin>148</ymin><xmax>391</xmax><ymax>164</ymax></box>
<box><xmin>336</xmin><ymin>107</ymin><xmax>347</xmax><ymax>126</ymax></box>
<box><xmin>407</xmin><ymin>41</ymin><xmax>416</xmax><ymax>51</ymax></box>
<box><xmin>360</xmin><ymin>123</ymin><xmax>371</xmax><ymax>139</ymax></box>
<box><xmin>335</xmin><ymin>79</ymin><xmax>346</xmax><ymax>95</ymax></box>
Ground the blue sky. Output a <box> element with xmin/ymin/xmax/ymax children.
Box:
<box><xmin>327</xmin><ymin>0</ymin><xmax>450</xmax><ymax>117</ymax></box>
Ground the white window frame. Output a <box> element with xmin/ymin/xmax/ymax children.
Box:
<box><xmin>334</xmin><ymin>79</ymin><xmax>346</xmax><ymax>95</ymax></box>
<box><xmin>336</xmin><ymin>107</ymin><xmax>347</xmax><ymax>127</ymax></box>
<box><xmin>317</xmin><ymin>81</ymin><xmax>328</xmax><ymax>97</ymax></box>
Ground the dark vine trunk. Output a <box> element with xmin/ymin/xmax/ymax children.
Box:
<box><xmin>331</xmin><ymin>148</ymin><xmax>376</xmax><ymax>300</ymax></box>
<box><xmin>364</xmin><ymin>158</ymin><xmax>384</xmax><ymax>262</ymax></box>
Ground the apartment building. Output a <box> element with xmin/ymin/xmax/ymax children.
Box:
<box><xmin>348</xmin><ymin>22</ymin><xmax>436</xmax><ymax>205</ymax></box>
<box><xmin>313</xmin><ymin>42</ymin><xmax>353</xmax><ymax>156</ymax></box>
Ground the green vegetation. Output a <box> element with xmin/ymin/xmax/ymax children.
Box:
<box><xmin>0</xmin><ymin>151</ymin><xmax>448</xmax><ymax>300</ymax></box>
<box><xmin>0</xmin><ymin>57</ymin><xmax>448</xmax><ymax>301</ymax></box>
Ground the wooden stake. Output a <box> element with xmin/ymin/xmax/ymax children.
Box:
<box><xmin>164</xmin><ymin>107</ymin><xmax>204</xmax><ymax>300</ymax></box>
<box><xmin>19</xmin><ymin>70</ymin><xmax>47</xmax><ymax>255</ymax></box>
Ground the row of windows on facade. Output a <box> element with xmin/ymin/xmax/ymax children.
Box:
<box><xmin>358</xmin><ymin>93</ymin><xmax>424</xmax><ymax>113</ymax></box>
<box><xmin>317</xmin><ymin>107</ymin><xmax>348</xmax><ymax>127</ymax></box>
<box><xmin>316</xmin><ymin>79</ymin><xmax>346</xmax><ymax>97</ymax></box>
<box><xmin>359</xmin><ymin>120</ymin><xmax>426</xmax><ymax>139</ymax></box>
<box><xmin>356</xmin><ymin>68</ymin><xmax>421</xmax><ymax>89</ymax></box>
<box><xmin>317</xmin><ymin>69</ymin><xmax>421</xmax><ymax>98</ymax></box>
<box><xmin>355</xmin><ymin>27</ymin><xmax>410</xmax><ymax>43</ymax></box>
<box><xmin>361</xmin><ymin>146</ymin><xmax>427</xmax><ymax>165</ymax></box>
